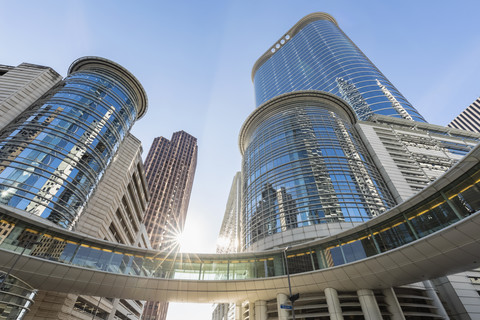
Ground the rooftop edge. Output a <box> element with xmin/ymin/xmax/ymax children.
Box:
<box><xmin>251</xmin><ymin>12</ymin><xmax>337</xmax><ymax>82</ymax></box>
<box><xmin>68</xmin><ymin>56</ymin><xmax>148</xmax><ymax>120</ymax></box>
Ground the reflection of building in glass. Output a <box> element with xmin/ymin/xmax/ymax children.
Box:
<box><xmin>0</xmin><ymin>57</ymin><xmax>150</xmax><ymax>320</ymax></box>
<box><xmin>0</xmin><ymin>107</ymin><xmax>63</xmax><ymax>175</ymax></box>
<box><xmin>141</xmin><ymin>131</ymin><xmax>197</xmax><ymax>320</ymax></box>
<box><xmin>0</xmin><ymin>219</ymin><xmax>14</xmax><ymax>245</ymax></box>
<box><xmin>252</xmin><ymin>13</ymin><xmax>426</xmax><ymax>122</ymax></box>
<box><xmin>240</xmin><ymin>91</ymin><xmax>395</xmax><ymax>251</ymax></box>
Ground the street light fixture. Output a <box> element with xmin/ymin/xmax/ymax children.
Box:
<box><xmin>283</xmin><ymin>247</ymin><xmax>299</xmax><ymax>320</ymax></box>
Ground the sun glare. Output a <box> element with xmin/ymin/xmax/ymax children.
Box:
<box><xmin>175</xmin><ymin>232</ymin><xmax>187</xmax><ymax>251</ymax></box>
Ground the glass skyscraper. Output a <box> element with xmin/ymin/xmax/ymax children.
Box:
<box><xmin>0</xmin><ymin>57</ymin><xmax>147</xmax><ymax>228</ymax></box>
<box><xmin>252</xmin><ymin>12</ymin><xmax>426</xmax><ymax>122</ymax></box>
<box><xmin>240</xmin><ymin>91</ymin><xmax>395</xmax><ymax>250</ymax></box>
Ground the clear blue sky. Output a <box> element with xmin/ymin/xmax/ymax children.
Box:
<box><xmin>1</xmin><ymin>1</ymin><xmax>480</xmax><ymax>319</ymax></box>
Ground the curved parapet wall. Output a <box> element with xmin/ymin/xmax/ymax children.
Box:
<box><xmin>69</xmin><ymin>56</ymin><xmax>148</xmax><ymax>119</ymax></box>
<box><xmin>1</xmin><ymin>143</ymin><xmax>480</xmax><ymax>302</ymax></box>
<box><xmin>251</xmin><ymin>12</ymin><xmax>337</xmax><ymax>81</ymax></box>
<box><xmin>0</xmin><ymin>57</ymin><xmax>147</xmax><ymax>228</ymax></box>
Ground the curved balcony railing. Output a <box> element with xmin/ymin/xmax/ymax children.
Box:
<box><xmin>1</xmin><ymin>144</ymin><xmax>480</xmax><ymax>283</ymax></box>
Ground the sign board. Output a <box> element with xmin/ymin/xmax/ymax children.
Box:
<box><xmin>280</xmin><ymin>304</ymin><xmax>292</xmax><ymax>310</ymax></box>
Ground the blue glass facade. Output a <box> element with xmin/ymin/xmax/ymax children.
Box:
<box><xmin>239</xmin><ymin>92</ymin><xmax>395</xmax><ymax>249</ymax></box>
<box><xmin>252</xmin><ymin>13</ymin><xmax>426</xmax><ymax>122</ymax></box>
<box><xmin>0</xmin><ymin>57</ymin><xmax>147</xmax><ymax>228</ymax></box>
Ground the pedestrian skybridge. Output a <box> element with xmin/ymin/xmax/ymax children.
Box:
<box><xmin>2</xmin><ymin>145</ymin><xmax>480</xmax><ymax>303</ymax></box>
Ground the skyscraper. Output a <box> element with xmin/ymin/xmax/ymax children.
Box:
<box><xmin>239</xmin><ymin>91</ymin><xmax>396</xmax><ymax>251</ymax></box>
<box><xmin>252</xmin><ymin>12</ymin><xmax>425</xmax><ymax>122</ymax></box>
<box><xmin>228</xmin><ymin>12</ymin><xmax>480</xmax><ymax>319</ymax></box>
<box><xmin>0</xmin><ymin>63</ymin><xmax>62</xmax><ymax>131</ymax></box>
<box><xmin>212</xmin><ymin>172</ymin><xmax>242</xmax><ymax>320</ymax></box>
<box><xmin>0</xmin><ymin>57</ymin><xmax>151</xmax><ymax>320</ymax></box>
<box><xmin>0</xmin><ymin>57</ymin><xmax>147</xmax><ymax>229</ymax></box>
<box><xmin>141</xmin><ymin>131</ymin><xmax>197</xmax><ymax>320</ymax></box>
<box><xmin>448</xmin><ymin>96</ymin><xmax>480</xmax><ymax>133</ymax></box>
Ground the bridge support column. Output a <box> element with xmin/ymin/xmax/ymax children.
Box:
<box><xmin>277</xmin><ymin>293</ymin><xmax>289</xmax><ymax>320</ymax></box>
<box><xmin>249</xmin><ymin>301</ymin><xmax>255</xmax><ymax>320</ymax></box>
<box><xmin>235</xmin><ymin>305</ymin><xmax>241</xmax><ymax>320</ymax></box>
<box><xmin>255</xmin><ymin>300</ymin><xmax>267</xmax><ymax>320</ymax></box>
<box><xmin>357</xmin><ymin>289</ymin><xmax>382</xmax><ymax>320</ymax></box>
<box><xmin>241</xmin><ymin>302</ymin><xmax>248</xmax><ymax>320</ymax></box>
<box><xmin>423</xmin><ymin>280</ymin><xmax>450</xmax><ymax>319</ymax></box>
<box><xmin>382</xmin><ymin>288</ymin><xmax>405</xmax><ymax>320</ymax></box>
<box><xmin>325</xmin><ymin>288</ymin><xmax>344</xmax><ymax>320</ymax></box>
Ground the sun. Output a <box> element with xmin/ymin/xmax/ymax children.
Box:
<box><xmin>174</xmin><ymin>232</ymin><xmax>187</xmax><ymax>251</ymax></box>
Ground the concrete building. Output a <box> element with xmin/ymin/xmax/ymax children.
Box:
<box><xmin>0</xmin><ymin>57</ymin><xmax>151</xmax><ymax>320</ymax></box>
<box><xmin>141</xmin><ymin>131</ymin><xmax>197</xmax><ymax>320</ymax></box>
<box><xmin>448</xmin><ymin>97</ymin><xmax>480</xmax><ymax>133</ymax></box>
<box><xmin>212</xmin><ymin>172</ymin><xmax>242</xmax><ymax>320</ymax></box>
<box><xmin>0</xmin><ymin>63</ymin><xmax>62</xmax><ymax>131</ymax></box>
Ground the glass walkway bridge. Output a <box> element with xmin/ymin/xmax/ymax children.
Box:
<box><xmin>1</xmin><ymin>144</ymin><xmax>480</xmax><ymax>304</ymax></box>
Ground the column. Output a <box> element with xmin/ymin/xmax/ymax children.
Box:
<box><xmin>241</xmin><ymin>303</ymin><xmax>248</xmax><ymax>320</ymax></box>
<box><xmin>235</xmin><ymin>305</ymin><xmax>241</xmax><ymax>320</ymax></box>
<box><xmin>277</xmin><ymin>293</ymin><xmax>289</xmax><ymax>320</ymax></box>
<box><xmin>382</xmin><ymin>288</ymin><xmax>405</xmax><ymax>320</ymax></box>
<box><xmin>423</xmin><ymin>280</ymin><xmax>450</xmax><ymax>319</ymax></box>
<box><xmin>249</xmin><ymin>301</ymin><xmax>255</xmax><ymax>320</ymax></box>
<box><xmin>357</xmin><ymin>289</ymin><xmax>382</xmax><ymax>320</ymax></box>
<box><xmin>255</xmin><ymin>300</ymin><xmax>267</xmax><ymax>320</ymax></box>
<box><xmin>325</xmin><ymin>288</ymin><xmax>344</xmax><ymax>320</ymax></box>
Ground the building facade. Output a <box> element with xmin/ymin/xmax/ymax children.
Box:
<box><xmin>251</xmin><ymin>13</ymin><xmax>425</xmax><ymax>122</ymax></box>
<box><xmin>230</xmin><ymin>12</ymin><xmax>480</xmax><ymax>320</ymax></box>
<box><xmin>0</xmin><ymin>57</ymin><xmax>151</xmax><ymax>320</ymax></box>
<box><xmin>239</xmin><ymin>91</ymin><xmax>396</xmax><ymax>252</ymax></box>
<box><xmin>212</xmin><ymin>172</ymin><xmax>242</xmax><ymax>320</ymax></box>
<box><xmin>448</xmin><ymin>97</ymin><xmax>480</xmax><ymax>133</ymax></box>
<box><xmin>141</xmin><ymin>131</ymin><xmax>197</xmax><ymax>320</ymax></box>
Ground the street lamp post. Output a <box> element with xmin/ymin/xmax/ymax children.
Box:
<box><xmin>283</xmin><ymin>247</ymin><xmax>299</xmax><ymax>320</ymax></box>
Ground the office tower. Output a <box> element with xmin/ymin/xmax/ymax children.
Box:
<box><xmin>216</xmin><ymin>172</ymin><xmax>242</xmax><ymax>254</ymax></box>
<box><xmin>0</xmin><ymin>57</ymin><xmax>151</xmax><ymax>320</ymax></box>
<box><xmin>141</xmin><ymin>131</ymin><xmax>197</xmax><ymax>320</ymax></box>
<box><xmin>448</xmin><ymin>97</ymin><xmax>480</xmax><ymax>133</ymax></box>
<box><xmin>0</xmin><ymin>63</ymin><xmax>62</xmax><ymax>131</ymax></box>
<box><xmin>240</xmin><ymin>91</ymin><xmax>396</xmax><ymax>251</ymax></box>
<box><xmin>0</xmin><ymin>57</ymin><xmax>147</xmax><ymax>228</ymax></box>
<box><xmin>252</xmin><ymin>13</ymin><xmax>425</xmax><ymax>122</ymax></box>
<box><xmin>229</xmin><ymin>12</ymin><xmax>480</xmax><ymax>319</ymax></box>
<box><xmin>26</xmin><ymin>133</ymin><xmax>151</xmax><ymax>320</ymax></box>
<box><xmin>212</xmin><ymin>172</ymin><xmax>242</xmax><ymax>320</ymax></box>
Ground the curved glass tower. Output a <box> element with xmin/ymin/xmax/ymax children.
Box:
<box><xmin>252</xmin><ymin>12</ymin><xmax>425</xmax><ymax>122</ymax></box>
<box><xmin>0</xmin><ymin>57</ymin><xmax>147</xmax><ymax>228</ymax></box>
<box><xmin>239</xmin><ymin>91</ymin><xmax>395</xmax><ymax>250</ymax></box>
